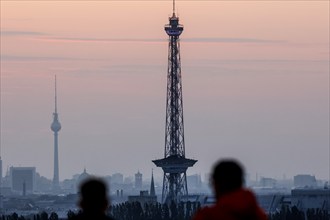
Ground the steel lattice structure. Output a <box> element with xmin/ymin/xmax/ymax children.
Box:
<box><xmin>153</xmin><ymin>4</ymin><xmax>197</xmax><ymax>203</ymax></box>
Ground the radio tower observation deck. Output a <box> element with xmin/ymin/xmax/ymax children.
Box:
<box><xmin>153</xmin><ymin>0</ymin><xmax>197</xmax><ymax>203</ymax></box>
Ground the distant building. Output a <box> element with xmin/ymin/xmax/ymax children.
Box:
<box><xmin>112</xmin><ymin>173</ymin><xmax>124</xmax><ymax>185</ymax></box>
<box><xmin>128</xmin><ymin>172</ymin><xmax>157</xmax><ymax>205</ymax></box>
<box><xmin>135</xmin><ymin>171</ymin><xmax>142</xmax><ymax>189</ymax></box>
<box><xmin>10</xmin><ymin>167</ymin><xmax>36</xmax><ymax>194</ymax></box>
<box><xmin>150</xmin><ymin>171</ymin><xmax>156</xmax><ymax>197</ymax></box>
<box><xmin>260</xmin><ymin>177</ymin><xmax>277</xmax><ymax>188</ymax></box>
<box><xmin>61</xmin><ymin>178</ymin><xmax>76</xmax><ymax>194</ymax></box>
<box><xmin>187</xmin><ymin>174</ymin><xmax>202</xmax><ymax>189</ymax></box>
<box><xmin>291</xmin><ymin>188</ymin><xmax>330</xmax><ymax>211</ymax></box>
<box><xmin>124</xmin><ymin>176</ymin><xmax>133</xmax><ymax>185</ymax></box>
<box><xmin>76</xmin><ymin>168</ymin><xmax>91</xmax><ymax>190</ymax></box>
<box><xmin>78</xmin><ymin>169</ymin><xmax>90</xmax><ymax>182</ymax></box>
<box><xmin>35</xmin><ymin>172</ymin><xmax>52</xmax><ymax>192</ymax></box>
<box><xmin>294</xmin><ymin>174</ymin><xmax>317</xmax><ymax>188</ymax></box>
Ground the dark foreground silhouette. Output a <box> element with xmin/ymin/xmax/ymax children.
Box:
<box><xmin>193</xmin><ymin>159</ymin><xmax>268</xmax><ymax>220</ymax></box>
<box><xmin>72</xmin><ymin>178</ymin><xmax>114</xmax><ymax>220</ymax></box>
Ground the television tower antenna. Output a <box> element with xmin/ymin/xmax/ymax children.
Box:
<box><xmin>54</xmin><ymin>75</ymin><xmax>58</xmax><ymax>113</ymax></box>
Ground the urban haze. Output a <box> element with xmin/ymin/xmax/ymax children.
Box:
<box><xmin>0</xmin><ymin>0</ymin><xmax>329</xmax><ymax>218</ymax></box>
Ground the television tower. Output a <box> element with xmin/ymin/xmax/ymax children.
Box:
<box><xmin>51</xmin><ymin>75</ymin><xmax>61</xmax><ymax>191</ymax></box>
<box><xmin>153</xmin><ymin>0</ymin><xmax>197</xmax><ymax>203</ymax></box>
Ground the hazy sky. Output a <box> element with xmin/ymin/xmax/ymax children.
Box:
<box><xmin>1</xmin><ymin>1</ymin><xmax>329</xmax><ymax>182</ymax></box>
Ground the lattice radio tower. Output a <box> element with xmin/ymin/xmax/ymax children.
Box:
<box><xmin>153</xmin><ymin>0</ymin><xmax>197</xmax><ymax>203</ymax></box>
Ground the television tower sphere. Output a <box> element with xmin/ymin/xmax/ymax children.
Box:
<box><xmin>51</xmin><ymin>115</ymin><xmax>61</xmax><ymax>132</ymax></box>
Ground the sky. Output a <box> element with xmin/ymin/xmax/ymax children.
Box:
<box><xmin>1</xmin><ymin>1</ymin><xmax>329</xmax><ymax>182</ymax></box>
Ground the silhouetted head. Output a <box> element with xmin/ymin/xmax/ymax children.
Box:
<box><xmin>212</xmin><ymin>159</ymin><xmax>244</xmax><ymax>197</ymax></box>
<box><xmin>79</xmin><ymin>178</ymin><xmax>109</xmax><ymax>213</ymax></box>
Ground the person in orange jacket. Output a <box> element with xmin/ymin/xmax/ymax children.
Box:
<box><xmin>193</xmin><ymin>159</ymin><xmax>268</xmax><ymax>220</ymax></box>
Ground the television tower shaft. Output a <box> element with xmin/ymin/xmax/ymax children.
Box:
<box><xmin>51</xmin><ymin>75</ymin><xmax>61</xmax><ymax>191</ymax></box>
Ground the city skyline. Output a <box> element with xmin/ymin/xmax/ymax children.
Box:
<box><xmin>1</xmin><ymin>1</ymin><xmax>329</xmax><ymax>181</ymax></box>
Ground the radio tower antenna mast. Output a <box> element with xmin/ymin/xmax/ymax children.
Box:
<box><xmin>153</xmin><ymin>0</ymin><xmax>197</xmax><ymax>203</ymax></box>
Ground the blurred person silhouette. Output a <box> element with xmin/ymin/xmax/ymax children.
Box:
<box><xmin>73</xmin><ymin>178</ymin><xmax>114</xmax><ymax>220</ymax></box>
<box><xmin>193</xmin><ymin>159</ymin><xmax>267</xmax><ymax>220</ymax></box>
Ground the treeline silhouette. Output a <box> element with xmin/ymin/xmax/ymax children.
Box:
<box><xmin>268</xmin><ymin>206</ymin><xmax>329</xmax><ymax>220</ymax></box>
<box><xmin>1</xmin><ymin>211</ymin><xmax>59</xmax><ymax>220</ymax></box>
<box><xmin>109</xmin><ymin>201</ymin><xmax>201</xmax><ymax>220</ymax></box>
<box><xmin>1</xmin><ymin>204</ymin><xmax>329</xmax><ymax>220</ymax></box>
